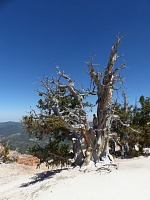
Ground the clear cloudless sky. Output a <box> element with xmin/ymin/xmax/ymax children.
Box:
<box><xmin>0</xmin><ymin>0</ymin><xmax>150</xmax><ymax>122</ymax></box>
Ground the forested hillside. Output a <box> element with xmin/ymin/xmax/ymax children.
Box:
<box><xmin>0</xmin><ymin>122</ymin><xmax>47</xmax><ymax>153</ymax></box>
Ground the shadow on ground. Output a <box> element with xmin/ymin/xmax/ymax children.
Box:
<box><xmin>20</xmin><ymin>168</ymin><xmax>68</xmax><ymax>188</ymax></box>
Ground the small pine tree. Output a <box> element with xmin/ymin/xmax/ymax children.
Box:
<box><xmin>0</xmin><ymin>141</ymin><xmax>18</xmax><ymax>163</ymax></box>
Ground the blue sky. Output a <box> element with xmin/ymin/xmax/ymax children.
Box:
<box><xmin>0</xmin><ymin>0</ymin><xmax>150</xmax><ymax>122</ymax></box>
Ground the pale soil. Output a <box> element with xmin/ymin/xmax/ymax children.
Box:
<box><xmin>0</xmin><ymin>156</ymin><xmax>150</xmax><ymax>200</ymax></box>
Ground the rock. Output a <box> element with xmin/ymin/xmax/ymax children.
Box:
<box><xmin>17</xmin><ymin>154</ymin><xmax>40</xmax><ymax>166</ymax></box>
<box><xmin>8</xmin><ymin>150</ymin><xmax>21</xmax><ymax>161</ymax></box>
<box><xmin>0</xmin><ymin>141</ymin><xmax>39</xmax><ymax>166</ymax></box>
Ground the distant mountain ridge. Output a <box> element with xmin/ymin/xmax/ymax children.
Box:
<box><xmin>0</xmin><ymin>121</ymin><xmax>25</xmax><ymax>137</ymax></box>
<box><xmin>0</xmin><ymin>121</ymin><xmax>47</xmax><ymax>154</ymax></box>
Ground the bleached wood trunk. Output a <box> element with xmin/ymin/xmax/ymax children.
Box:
<box><xmin>82</xmin><ymin>36</ymin><xmax>124</xmax><ymax>166</ymax></box>
<box><xmin>96</xmin><ymin>88</ymin><xmax>113</xmax><ymax>161</ymax></box>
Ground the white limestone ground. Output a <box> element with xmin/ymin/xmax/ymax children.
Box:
<box><xmin>0</xmin><ymin>156</ymin><xmax>150</xmax><ymax>200</ymax></box>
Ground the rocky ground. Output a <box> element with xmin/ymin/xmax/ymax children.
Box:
<box><xmin>0</xmin><ymin>156</ymin><xmax>150</xmax><ymax>200</ymax></box>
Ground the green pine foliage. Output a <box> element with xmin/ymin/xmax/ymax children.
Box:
<box><xmin>22</xmin><ymin>114</ymin><xmax>72</xmax><ymax>167</ymax></box>
<box><xmin>112</xmin><ymin>95</ymin><xmax>150</xmax><ymax>157</ymax></box>
<box><xmin>132</xmin><ymin>96</ymin><xmax>150</xmax><ymax>151</ymax></box>
<box><xmin>29</xmin><ymin>137</ymin><xmax>71</xmax><ymax>168</ymax></box>
<box><xmin>22</xmin><ymin>80</ymin><xmax>79</xmax><ymax>167</ymax></box>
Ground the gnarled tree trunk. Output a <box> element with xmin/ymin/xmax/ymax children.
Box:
<box><xmin>83</xmin><ymin>36</ymin><xmax>124</xmax><ymax>166</ymax></box>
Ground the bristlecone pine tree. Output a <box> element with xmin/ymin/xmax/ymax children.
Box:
<box><xmin>23</xmin><ymin>36</ymin><xmax>136</xmax><ymax>170</ymax></box>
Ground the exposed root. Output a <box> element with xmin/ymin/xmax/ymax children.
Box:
<box><xmin>96</xmin><ymin>163</ymin><xmax>119</xmax><ymax>174</ymax></box>
<box><xmin>96</xmin><ymin>166</ymin><xmax>111</xmax><ymax>174</ymax></box>
<box><xmin>79</xmin><ymin>160</ymin><xmax>119</xmax><ymax>173</ymax></box>
<box><xmin>102</xmin><ymin>163</ymin><xmax>119</xmax><ymax>170</ymax></box>
<box><xmin>79</xmin><ymin>161</ymin><xmax>95</xmax><ymax>173</ymax></box>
